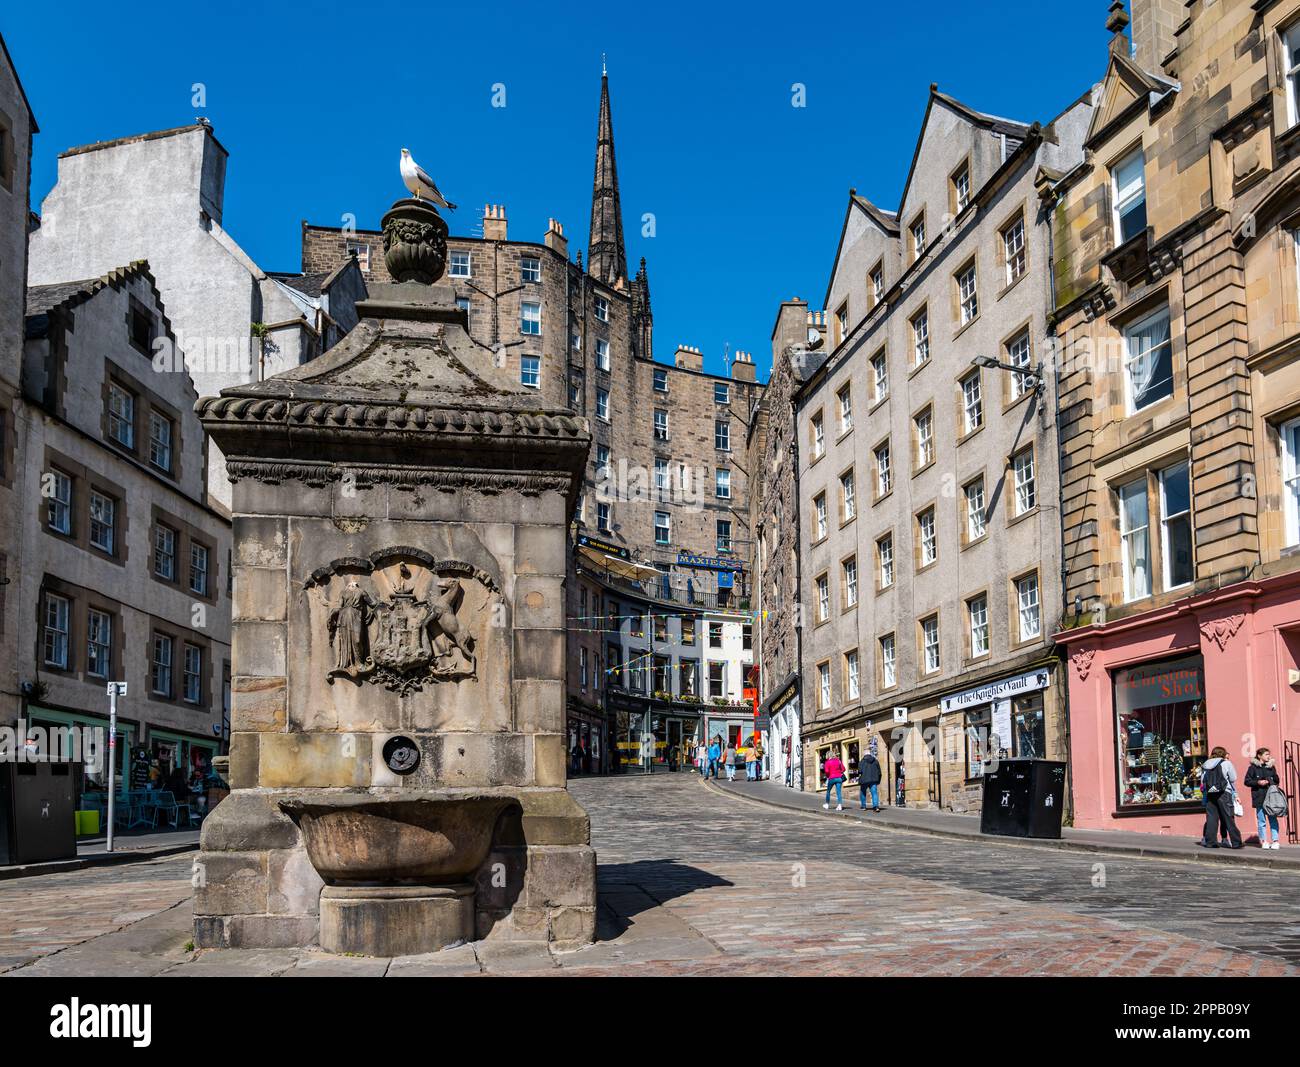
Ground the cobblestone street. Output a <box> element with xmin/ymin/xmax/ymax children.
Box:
<box><xmin>2</xmin><ymin>773</ymin><xmax>1298</xmax><ymax>977</ymax></box>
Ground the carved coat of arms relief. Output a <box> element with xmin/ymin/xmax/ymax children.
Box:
<box><xmin>311</xmin><ymin>548</ymin><xmax>498</xmax><ymax>695</ymax></box>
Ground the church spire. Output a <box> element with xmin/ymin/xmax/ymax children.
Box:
<box><xmin>588</xmin><ymin>65</ymin><xmax>627</xmax><ymax>287</ymax></box>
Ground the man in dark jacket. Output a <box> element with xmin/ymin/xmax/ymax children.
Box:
<box><xmin>858</xmin><ymin>751</ymin><xmax>883</xmax><ymax>811</ymax></box>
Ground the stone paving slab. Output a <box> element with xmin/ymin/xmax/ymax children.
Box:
<box><xmin>708</xmin><ymin>776</ymin><xmax>1300</xmax><ymax>869</ymax></box>
<box><xmin>4</xmin><ymin>775</ymin><xmax>1300</xmax><ymax>977</ymax></box>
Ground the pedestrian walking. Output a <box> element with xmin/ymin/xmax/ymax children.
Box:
<box><xmin>696</xmin><ymin>741</ymin><xmax>708</xmax><ymax>776</ymax></box>
<box><xmin>746</xmin><ymin>746</ymin><xmax>758</xmax><ymax>781</ymax></box>
<box><xmin>1199</xmin><ymin>746</ymin><xmax>1242</xmax><ymax>849</ymax></box>
<box><xmin>858</xmin><ymin>749</ymin><xmax>882</xmax><ymax>811</ymax></box>
<box><xmin>822</xmin><ymin>751</ymin><xmax>846</xmax><ymax>811</ymax></box>
<box><xmin>724</xmin><ymin>745</ymin><xmax>737</xmax><ymax>782</ymax></box>
<box><xmin>1244</xmin><ymin>747</ymin><xmax>1285</xmax><ymax>850</ymax></box>
<box><xmin>707</xmin><ymin>737</ymin><xmax>721</xmax><ymax>779</ymax></box>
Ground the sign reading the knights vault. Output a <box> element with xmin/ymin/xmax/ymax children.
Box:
<box><xmin>939</xmin><ymin>668</ymin><xmax>1051</xmax><ymax>713</ymax></box>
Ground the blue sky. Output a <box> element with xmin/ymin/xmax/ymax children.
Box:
<box><xmin>6</xmin><ymin>0</ymin><xmax>1105</xmax><ymax>379</ymax></box>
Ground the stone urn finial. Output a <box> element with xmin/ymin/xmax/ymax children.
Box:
<box><xmin>381</xmin><ymin>198</ymin><xmax>450</xmax><ymax>284</ymax></box>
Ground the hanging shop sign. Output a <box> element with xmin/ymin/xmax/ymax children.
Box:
<box><xmin>578</xmin><ymin>535</ymin><xmax>629</xmax><ymax>560</ymax></box>
<box><xmin>677</xmin><ymin>551</ymin><xmax>744</xmax><ymax>573</ymax></box>
<box><xmin>939</xmin><ymin>668</ymin><xmax>1051</xmax><ymax>714</ymax></box>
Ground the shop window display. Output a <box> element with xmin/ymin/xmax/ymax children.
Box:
<box><xmin>1113</xmin><ymin>655</ymin><xmax>1205</xmax><ymax>808</ymax></box>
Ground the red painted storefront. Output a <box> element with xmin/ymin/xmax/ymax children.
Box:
<box><xmin>1055</xmin><ymin>570</ymin><xmax>1300</xmax><ymax>837</ymax></box>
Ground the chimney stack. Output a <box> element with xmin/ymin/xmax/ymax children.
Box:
<box><xmin>482</xmin><ymin>203</ymin><xmax>508</xmax><ymax>241</ymax></box>
<box><xmin>730</xmin><ymin>349</ymin><xmax>756</xmax><ymax>383</ymax></box>
<box><xmin>544</xmin><ymin>218</ymin><xmax>568</xmax><ymax>257</ymax></box>
<box><xmin>674</xmin><ymin>344</ymin><xmax>703</xmax><ymax>371</ymax></box>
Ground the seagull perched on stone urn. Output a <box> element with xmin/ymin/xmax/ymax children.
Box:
<box><xmin>400</xmin><ymin>148</ymin><xmax>457</xmax><ymax>210</ymax></box>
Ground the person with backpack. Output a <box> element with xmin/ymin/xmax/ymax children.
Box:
<box><xmin>858</xmin><ymin>749</ymin><xmax>883</xmax><ymax>812</ymax></box>
<box><xmin>822</xmin><ymin>751</ymin><xmax>846</xmax><ymax>811</ymax></box>
<box><xmin>706</xmin><ymin>737</ymin><xmax>721</xmax><ymax>779</ymax></box>
<box><xmin>1199</xmin><ymin>746</ymin><xmax>1242</xmax><ymax>849</ymax></box>
<box><xmin>1243</xmin><ymin>747</ymin><xmax>1285</xmax><ymax>850</ymax></box>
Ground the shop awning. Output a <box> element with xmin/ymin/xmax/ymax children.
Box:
<box><xmin>576</xmin><ymin>541</ymin><xmax>663</xmax><ymax>582</ymax></box>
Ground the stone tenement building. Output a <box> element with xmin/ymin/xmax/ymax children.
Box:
<box><xmin>1053</xmin><ymin>0</ymin><xmax>1300</xmax><ymax>835</ymax></box>
<box><xmin>747</xmin><ymin>299</ymin><xmax>828</xmax><ymax>788</ymax></box>
<box><xmin>18</xmin><ymin>263</ymin><xmax>233</xmax><ymax>795</ymax></box>
<box><xmin>302</xmin><ymin>72</ymin><xmax>763</xmax><ymax>771</ymax></box>
<box><xmin>28</xmin><ymin>122</ymin><xmax>365</xmax><ymax>509</ymax></box>
<box><xmin>0</xmin><ymin>32</ymin><xmax>37</xmax><ymax>736</ymax></box>
<box><xmin>793</xmin><ymin>84</ymin><xmax>1093</xmax><ymax>811</ymax></box>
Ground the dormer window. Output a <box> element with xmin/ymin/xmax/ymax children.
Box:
<box><xmin>1112</xmin><ymin>148</ymin><xmax>1147</xmax><ymax>245</ymax></box>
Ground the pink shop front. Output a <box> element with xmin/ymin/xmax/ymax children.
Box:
<box><xmin>1056</xmin><ymin>571</ymin><xmax>1300</xmax><ymax>838</ymax></box>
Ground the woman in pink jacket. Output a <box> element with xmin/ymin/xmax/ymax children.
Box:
<box><xmin>822</xmin><ymin>752</ymin><xmax>846</xmax><ymax>811</ymax></box>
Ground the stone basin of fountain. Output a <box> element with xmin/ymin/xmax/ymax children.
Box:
<box><xmin>279</xmin><ymin>793</ymin><xmax>519</xmax><ymax>955</ymax></box>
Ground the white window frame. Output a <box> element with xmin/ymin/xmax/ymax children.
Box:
<box><xmin>715</xmin><ymin>382</ymin><xmax>730</xmax><ymax>406</ymax></box>
<box><xmin>43</xmin><ymin>592</ymin><xmax>70</xmax><ymax>668</ymax></box>
<box><xmin>840</xmin><ymin>470</ymin><xmax>856</xmax><ymax>521</ymax></box>
<box><xmin>1003</xmin><ymin>215</ymin><xmax>1026</xmax><ymax>285</ymax></box>
<box><xmin>715</xmin><ymin>420</ymin><xmax>731</xmax><ymax>452</ymax></box>
<box><xmin>878</xmin><ymin>535</ymin><xmax>894</xmax><ymax>588</ymax></box>
<box><xmin>520</xmin><ymin>301</ymin><xmax>542</xmax><ymax>336</ymax></box>
<box><xmin>654</xmin><ymin>409</ymin><xmax>668</xmax><ymax>441</ymax></box>
<box><xmin>190</xmin><ymin>542</ymin><xmax>209</xmax><ymax>596</ymax></box>
<box><xmin>965</xmin><ymin>477</ymin><xmax>986</xmax><ymax>541</ymax></box>
<box><xmin>961</xmin><ymin>371</ymin><xmax>983</xmax><ymax>433</ymax></box>
<box><xmin>151</xmin><ymin>633</ymin><xmax>173</xmax><ymax>696</ymax></box>
<box><xmin>1013</xmin><ymin>448</ymin><xmax>1036</xmax><ymax>515</ymax></box>
<box><xmin>814</xmin><ymin>494</ymin><xmax>828</xmax><ymax>541</ymax></box>
<box><xmin>845</xmin><ymin>649</ymin><xmax>860</xmax><ymax>701</ymax></box>
<box><xmin>449</xmin><ymin>250</ymin><xmax>472</xmax><ymax>278</ymax></box>
<box><xmin>1016</xmin><ymin>573</ymin><xmax>1041</xmax><ymax>642</ymax></box>
<box><xmin>596</xmin><ymin>338</ymin><xmax>611</xmax><ymax>371</ymax></box>
<box><xmin>715</xmin><ymin>468</ymin><xmax>731</xmax><ymax>499</ymax></box>
<box><xmin>87</xmin><ymin>608</ymin><xmax>112</xmax><ymax>678</ymax></box>
<box><xmin>843</xmin><ymin>557</ymin><xmax>858</xmax><ymax>606</ymax></box>
<box><xmin>183</xmin><ymin>643</ymin><xmax>203</xmax><ymax>704</ymax></box>
<box><xmin>1119</xmin><ymin>477</ymin><xmax>1151</xmax><ymax>602</ymax></box>
<box><xmin>912</xmin><ymin>309</ymin><xmax>930</xmax><ymax>366</ymax></box>
<box><xmin>1159</xmin><ymin>461</ymin><xmax>1193</xmax><ymax>591</ymax></box>
<box><xmin>915</xmin><ymin>409</ymin><xmax>934</xmax><ymax>468</ymax></box>
<box><xmin>1283</xmin><ymin>416</ymin><xmax>1300</xmax><ymax>547</ymax></box>
<box><xmin>811</xmin><ymin>413</ymin><xmax>825</xmax><ymax>458</ymax></box>
<box><xmin>520</xmin><ymin>255</ymin><xmax>541</xmax><ymax>283</ymax></box>
<box><xmin>595</xmin><ymin>296</ymin><xmax>609</xmax><ymax>323</ymax></box>
<box><xmin>875</xmin><ymin>442</ymin><xmax>892</xmax><ymax>497</ymax></box>
<box><xmin>871</xmin><ymin>351</ymin><xmax>888</xmax><ymax>401</ymax></box>
<box><xmin>838</xmin><ymin>385</ymin><xmax>853</xmax><ymax>433</ymax></box>
<box><xmin>1007</xmin><ymin>330</ymin><xmax>1033</xmax><ymax>400</ymax></box>
<box><xmin>520</xmin><ymin>354</ymin><xmax>541</xmax><ymax>388</ymax></box>
<box><xmin>1123</xmin><ymin>306</ymin><xmax>1173</xmax><ymax>414</ymax></box>
<box><xmin>922</xmin><ymin>616</ymin><xmax>940</xmax><ymax>674</ymax></box>
<box><xmin>108</xmin><ymin>384</ymin><xmax>134</xmax><ymax>449</ymax></box>
<box><xmin>654</xmin><ymin>511</ymin><xmax>671</xmax><ymax>546</ymax></box>
<box><xmin>653</xmin><ymin>368</ymin><xmax>668</xmax><ymax>392</ymax></box>
<box><xmin>148</xmin><ymin>411</ymin><xmax>172</xmax><ymax>472</ymax></box>
<box><xmin>596</xmin><ymin>389</ymin><xmax>609</xmax><ymax>421</ymax></box>
<box><xmin>957</xmin><ymin>263</ymin><xmax>979</xmax><ymax>325</ymax></box>
<box><xmin>154</xmin><ymin>525</ymin><xmax>176</xmax><ymax>580</ymax></box>
<box><xmin>47</xmin><ymin>469</ymin><xmax>72</xmax><ymax>534</ymax></box>
<box><xmin>968</xmin><ymin>595</ymin><xmax>989</xmax><ymax>657</ymax></box>
<box><xmin>919</xmin><ymin>508</ymin><xmax>937</xmax><ymax>567</ymax></box>
<box><xmin>90</xmin><ymin>490</ymin><xmax>115</xmax><ymax>553</ymax></box>
<box><xmin>880</xmin><ymin>634</ymin><xmax>896</xmax><ymax>689</ymax></box>
<box><xmin>816</xmin><ymin>575</ymin><xmax>829</xmax><ymax>621</ymax></box>
<box><xmin>1112</xmin><ymin>148</ymin><xmax>1147</xmax><ymax>245</ymax></box>
<box><xmin>818</xmin><ymin>662</ymin><xmax>831</xmax><ymax>710</ymax></box>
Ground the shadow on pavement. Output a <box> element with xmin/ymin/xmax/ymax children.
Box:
<box><xmin>595</xmin><ymin>858</ymin><xmax>732</xmax><ymax>942</ymax></box>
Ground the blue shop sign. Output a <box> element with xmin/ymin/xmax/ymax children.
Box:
<box><xmin>677</xmin><ymin>551</ymin><xmax>744</xmax><ymax>573</ymax></box>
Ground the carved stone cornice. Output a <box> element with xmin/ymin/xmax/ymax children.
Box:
<box><xmin>1199</xmin><ymin>613</ymin><xmax>1246</xmax><ymax>652</ymax></box>
<box><xmin>224</xmin><ymin>458</ymin><xmax>572</xmax><ymax>495</ymax></box>
<box><xmin>197</xmin><ymin>394</ymin><xmax>588</xmax><ymax>442</ymax></box>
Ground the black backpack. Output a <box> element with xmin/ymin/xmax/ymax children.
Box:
<box><xmin>1203</xmin><ymin>761</ymin><xmax>1228</xmax><ymax>795</ymax></box>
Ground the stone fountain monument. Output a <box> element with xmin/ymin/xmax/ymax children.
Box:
<box><xmin>191</xmin><ymin>191</ymin><xmax>597</xmax><ymax>955</ymax></box>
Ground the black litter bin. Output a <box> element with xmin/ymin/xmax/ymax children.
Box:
<box><xmin>0</xmin><ymin>760</ymin><xmax>77</xmax><ymax>865</ymax></box>
<box><xmin>979</xmin><ymin>758</ymin><xmax>1066</xmax><ymax>838</ymax></box>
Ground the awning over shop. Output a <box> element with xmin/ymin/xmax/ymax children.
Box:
<box><xmin>576</xmin><ymin>540</ymin><xmax>664</xmax><ymax>582</ymax></box>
